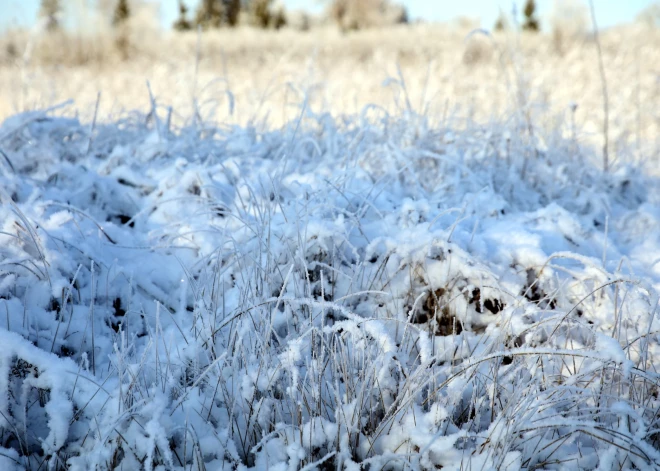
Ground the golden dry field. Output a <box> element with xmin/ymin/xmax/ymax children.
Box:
<box><xmin>0</xmin><ymin>23</ymin><xmax>659</xmax><ymax>161</ymax></box>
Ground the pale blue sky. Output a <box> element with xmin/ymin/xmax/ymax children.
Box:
<box><xmin>0</xmin><ymin>0</ymin><xmax>656</xmax><ymax>32</ymax></box>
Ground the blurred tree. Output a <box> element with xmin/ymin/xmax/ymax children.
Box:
<box><xmin>173</xmin><ymin>0</ymin><xmax>193</xmax><ymax>30</ymax></box>
<box><xmin>247</xmin><ymin>0</ymin><xmax>278</xmax><ymax>28</ymax></box>
<box><xmin>523</xmin><ymin>0</ymin><xmax>540</xmax><ymax>31</ymax></box>
<box><xmin>326</xmin><ymin>0</ymin><xmax>407</xmax><ymax>31</ymax></box>
<box><xmin>195</xmin><ymin>0</ymin><xmax>225</xmax><ymax>28</ymax></box>
<box><xmin>113</xmin><ymin>0</ymin><xmax>131</xmax><ymax>26</ymax></box>
<box><xmin>39</xmin><ymin>0</ymin><xmax>61</xmax><ymax>31</ymax></box>
<box><xmin>226</xmin><ymin>0</ymin><xmax>241</xmax><ymax>26</ymax></box>
<box><xmin>194</xmin><ymin>0</ymin><xmax>241</xmax><ymax>28</ymax></box>
<box><xmin>271</xmin><ymin>5</ymin><xmax>287</xmax><ymax>29</ymax></box>
<box><xmin>112</xmin><ymin>0</ymin><xmax>131</xmax><ymax>60</ymax></box>
<box><xmin>249</xmin><ymin>0</ymin><xmax>272</xmax><ymax>28</ymax></box>
<box><xmin>494</xmin><ymin>12</ymin><xmax>508</xmax><ymax>31</ymax></box>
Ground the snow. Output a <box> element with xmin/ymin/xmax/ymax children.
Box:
<box><xmin>0</xmin><ymin>96</ymin><xmax>660</xmax><ymax>471</ymax></box>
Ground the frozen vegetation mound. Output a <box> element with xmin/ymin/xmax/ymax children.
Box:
<box><xmin>0</xmin><ymin>104</ymin><xmax>660</xmax><ymax>470</ymax></box>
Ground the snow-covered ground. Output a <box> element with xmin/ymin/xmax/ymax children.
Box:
<box><xmin>1</xmin><ymin>96</ymin><xmax>660</xmax><ymax>470</ymax></box>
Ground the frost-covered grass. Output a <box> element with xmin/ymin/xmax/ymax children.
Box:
<box><xmin>1</xmin><ymin>81</ymin><xmax>660</xmax><ymax>470</ymax></box>
<box><xmin>2</xmin><ymin>24</ymin><xmax>659</xmax><ymax>159</ymax></box>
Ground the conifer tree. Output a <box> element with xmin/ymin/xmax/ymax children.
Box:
<box><xmin>494</xmin><ymin>12</ymin><xmax>507</xmax><ymax>31</ymax></box>
<box><xmin>173</xmin><ymin>0</ymin><xmax>193</xmax><ymax>30</ymax></box>
<box><xmin>112</xmin><ymin>0</ymin><xmax>131</xmax><ymax>26</ymax></box>
<box><xmin>523</xmin><ymin>0</ymin><xmax>540</xmax><ymax>31</ymax></box>
<box><xmin>112</xmin><ymin>0</ymin><xmax>131</xmax><ymax>60</ymax></box>
<box><xmin>225</xmin><ymin>0</ymin><xmax>240</xmax><ymax>26</ymax></box>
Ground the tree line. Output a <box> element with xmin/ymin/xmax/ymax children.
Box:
<box><xmin>37</xmin><ymin>0</ymin><xmax>411</xmax><ymax>33</ymax></box>
<box><xmin>38</xmin><ymin>0</ymin><xmax>557</xmax><ymax>34</ymax></box>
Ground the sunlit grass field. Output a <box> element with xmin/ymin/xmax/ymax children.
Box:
<box><xmin>1</xmin><ymin>23</ymin><xmax>658</xmax><ymax>161</ymax></box>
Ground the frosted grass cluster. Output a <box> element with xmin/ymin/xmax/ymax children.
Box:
<box><xmin>0</xmin><ymin>93</ymin><xmax>659</xmax><ymax>470</ymax></box>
